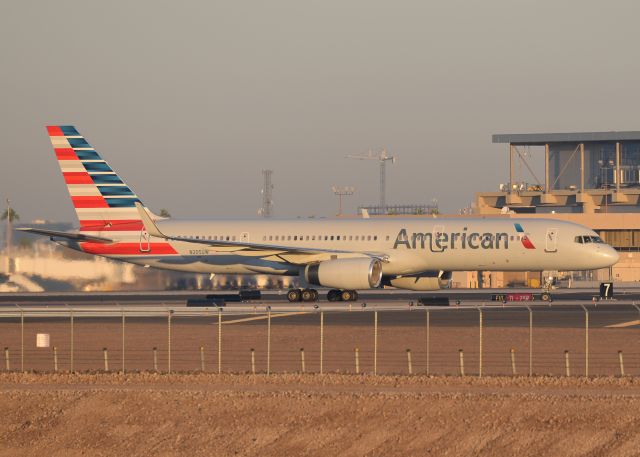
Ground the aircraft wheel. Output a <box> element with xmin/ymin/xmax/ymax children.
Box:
<box><xmin>311</xmin><ymin>289</ymin><xmax>319</xmax><ymax>301</ymax></box>
<box><xmin>301</xmin><ymin>289</ymin><xmax>317</xmax><ymax>302</ymax></box>
<box><xmin>340</xmin><ymin>290</ymin><xmax>355</xmax><ymax>301</ymax></box>
<box><xmin>541</xmin><ymin>292</ymin><xmax>551</xmax><ymax>302</ymax></box>
<box><xmin>287</xmin><ymin>289</ymin><xmax>302</xmax><ymax>302</ymax></box>
<box><xmin>327</xmin><ymin>289</ymin><xmax>341</xmax><ymax>302</ymax></box>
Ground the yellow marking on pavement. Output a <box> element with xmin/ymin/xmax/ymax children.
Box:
<box><xmin>222</xmin><ymin>312</ymin><xmax>310</xmax><ymax>325</ymax></box>
<box><xmin>606</xmin><ymin>320</ymin><xmax>640</xmax><ymax>328</ymax></box>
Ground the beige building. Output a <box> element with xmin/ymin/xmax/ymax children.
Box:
<box><xmin>472</xmin><ymin>131</ymin><xmax>640</xmax><ymax>287</ymax></box>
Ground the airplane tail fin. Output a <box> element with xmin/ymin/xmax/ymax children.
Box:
<box><xmin>46</xmin><ymin>125</ymin><xmax>153</xmax><ymax>233</ymax></box>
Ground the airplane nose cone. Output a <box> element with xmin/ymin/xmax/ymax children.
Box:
<box><xmin>597</xmin><ymin>246</ymin><xmax>619</xmax><ymax>268</ymax></box>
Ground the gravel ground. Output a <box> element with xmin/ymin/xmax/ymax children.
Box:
<box><xmin>1</xmin><ymin>373</ymin><xmax>640</xmax><ymax>456</ymax></box>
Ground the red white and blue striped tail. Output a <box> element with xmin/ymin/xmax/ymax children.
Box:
<box><xmin>47</xmin><ymin>125</ymin><xmax>149</xmax><ymax>233</ymax></box>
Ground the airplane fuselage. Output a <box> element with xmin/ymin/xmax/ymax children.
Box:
<box><xmin>71</xmin><ymin>217</ymin><xmax>618</xmax><ymax>276</ymax></box>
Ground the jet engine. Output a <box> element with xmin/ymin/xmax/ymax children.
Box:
<box><xmin>304</xmin><ymin>258</ymin><xmax>383</xmax><ymax>290</ymax></box>
<box><xmin>384</xmin><ymin>271</ymin><xmax>452</xmax><ymax>291</ymax></box>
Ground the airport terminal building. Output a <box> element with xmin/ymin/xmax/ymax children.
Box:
<box><xmin>472</xmin><ymin>131</ymin><xmax>640</xmax><ymax>286</ymax></box>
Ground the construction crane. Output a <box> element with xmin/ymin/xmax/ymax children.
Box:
<box><xmin>346</xmin><ymin>148</ymin><xmax>396</xmax><ymax>210</ymax></box>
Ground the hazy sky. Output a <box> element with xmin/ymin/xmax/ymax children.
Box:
<box><xmin>2</xmin><ymin>0</ymin><xmax>640</xmax><ymax>222</ymax></box>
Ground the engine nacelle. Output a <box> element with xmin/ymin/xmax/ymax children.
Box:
<box><xmin>305</xmin><ymin>258</ymin><xmax>383</xmax><ymax>290</ymax></box>
<box><xmin>384</xmin><ymin>271</ymin><xmax>451</xmax><ymax>291</ymax></box>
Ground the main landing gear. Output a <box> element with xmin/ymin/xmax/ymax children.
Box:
<box><xmin>286</xmin><ymin>289</ymin><xmax>359</xmax><ymax>302</ymax></box>
<box><xmin>327</xmin><ymin>289</ymin><xmax>358</xmax><ymax>302</ymax></box>
<box><xmin>287</xmin><ymin>288</ymin><xmax>319</xmax><ymax>302</ymax></box>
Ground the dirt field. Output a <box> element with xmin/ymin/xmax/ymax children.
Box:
<box><xmin>1</xmin><ymin>373</ymin><xmax>640</xmax><ymax>456</ymax></box>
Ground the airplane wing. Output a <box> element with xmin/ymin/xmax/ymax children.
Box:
<box><xmin>134</xmin><ymin>203</ymin><xmax>388</xmax><ymax>263</ymax></box>
<box><xmin>16</xmin><ymin>227</ymin><xmax>113</xmax><ymax>244</ymax></box>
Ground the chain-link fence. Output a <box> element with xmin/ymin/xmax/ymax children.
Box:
<box><xmin>1</xmin><ymin>303</ymin><xmax>639</xmax><ymax>376</ymax></box>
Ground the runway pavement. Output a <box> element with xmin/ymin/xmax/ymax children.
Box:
<box><xmin>1</xmin><ymin>286</ymin><xmax>638</xmax><ymax>305</ymax></box>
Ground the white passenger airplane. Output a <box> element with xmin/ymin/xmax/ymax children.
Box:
<box><xmin>19</xmin><ymin>126</ymin><xmax>619</xmax><ymax>302</ymax></box>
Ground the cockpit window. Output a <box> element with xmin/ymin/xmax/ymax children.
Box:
<box><xmin>575</xmin><ymin>235</ymin><xmax>604</xmax><ymax>244</ymax></box>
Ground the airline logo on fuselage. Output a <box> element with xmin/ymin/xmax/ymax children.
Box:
<box><xmin>393</xmin><ymin>224</ymin><xmax>535</xmax><ymax>252</ymax></box>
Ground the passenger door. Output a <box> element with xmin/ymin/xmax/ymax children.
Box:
<box><xmin>545</xmin><ymin>228</ymin><xmax>558</xmax><ymax>252</ymax></box>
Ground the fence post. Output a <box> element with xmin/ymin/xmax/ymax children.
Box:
<box><xmin>355</xmin><ymin>347</ymin><xmax>360</xmax><ymax>374</ymax></box>
<box><xmin>564</xmin><ymin>350</ymin><xmax>570</xmax><ymax>376</ymax></box>
<box><xmin>53</xmin><ymin>347</ymin><xmax>58</xmax><ymax>372</ymax></box>
<box><xmin>618</xmin><ymin>350</ymin><xmax>625</xmax><ymax>376</ymax></box>
<box><xmin>319</xmin><ymin>311</ymin><xmax>324</xmax><ymax>374</ymax></box>
<box><xmin>20</xmin><ymin>310</ymin><xmax>24</xmax><ymax>372</ymax></box>
<box><xmin>527</xmin><ymin>306</ymin><xmax>533</xmax><ymax>376</ymax></box>
<box><xmin>200</xmin><ymin>346</ymin><xmax>205</xmax><ymax>372</ymax></box>
<box><xmin>510</xmin><ymin>348</ymin><xmax>516</xmax><ymax>376</ymax></box>
<box><xmin>374</xmin><ymin>311</ymin><xmax>378</xmax><ymax>375</ymax></box>
<box><xmin>103</xmin><ymin>347</ymin><xmax>109</xmax><ymax>372</ymax></box>
<box><xmin>153</xmin><ymin>347</ymin><xmax>158</xmax><ymax>372</ymax></box>
<box><xmin>478</xmin><ymin>308</ymin><xmax>483</xmax><ymax>377</ymax></box>
<box><xmin>251</xmin><ymin>348</ymin><xmax>256</xmax><ymax>374</ymax></box>
<box><xmin>581</xmin><ymin>304</ymin><xmax>589</xmax><ymax>376</ymax></box>
<box><xmin>167</xmin><ymin>310</ymin><xmax>172</xmax><ymax>373</ymax></box>
<box><xmin>406</xmin><ymin>349</ymin><xmax>413</xmax><ymax>375</ymax></box>
<box><xmin>267</xmin><ymin>310</ymin><xmax>272</xmax><ymax>375</ymax></box>
<box><xmin>218</xmin><ymin>308</ymin><xmax>222</xmax><ymax>374</ymax></box>
<box><xmin>121</xmin><ymin>312</ymin><xmax>125</xmax><ymax>373</ymax></box>
<box><xmin>4</xmin><ymin>347</ymin><xmax>8</xmax><ymax>371</ymax></box>
<box><xmin>70</xmin><ymin>309</ymin><xmax>74</xmax><ymax>373</ymax></box>
<box><xmin>459</xmin><ymin>349</ymin><xmax>465</xmax><ymax>376</ymax></box>
<box><xmin>425</xmin><ymin>310</ymin><xmax>430</xmax><ymax>375</ymax></box>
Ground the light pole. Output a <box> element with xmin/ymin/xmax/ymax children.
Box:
<box><xmin>332</xmin><ymin>186</ymin><xmax>355</xmax><ymax>216</ymax></box>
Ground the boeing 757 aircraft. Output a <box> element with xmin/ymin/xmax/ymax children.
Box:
<box><xmin>19</xmin><ymin>126</ymin><xmax>619</xmax><ymax>302</ymax></box>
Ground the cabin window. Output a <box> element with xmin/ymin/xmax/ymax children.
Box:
<box><xmin>374</xmin><ymin>235</ymin><xmax>377</xmax><ymax>241</ymax></box>
<box><xmin>385</xmin><ymin>235</ymin><xmax>390</xmax><ymax>241</ymax></box>
<box><xmin>294</xmin><ymin>236</ymin><xmax>298</xmax><ymax>241</ymax></box>
<box><xmin>337</xmin><ymin>236</ymin><xmax>340</xmax><ymax>241</ymax></box>
<box><xmin>312</xmin><ymin>235</ymin><xmax>315</xmax><ymax>241</ymax></box>
<box><xmin>306</xmin><ymin>235</ymin><xmax>309</xmax><ymax>241</ymax></box>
